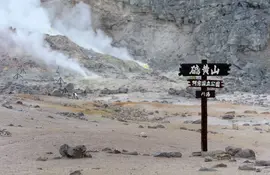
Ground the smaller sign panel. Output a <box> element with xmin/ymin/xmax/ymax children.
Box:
<box><xmin>196</xmin><ymin>91</ymin><xmax>215</xmax><ymax>98</ymax></box>
<box><xmin>188</xmin><ymin>79</ymin><xmax>224</xmax><ymax>88</ymax></box>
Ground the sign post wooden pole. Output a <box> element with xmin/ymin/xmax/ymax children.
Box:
<box><xmin>201</xmin><ymin>59</ymin><xmax>208</xmax><ymax>151</ymax></box>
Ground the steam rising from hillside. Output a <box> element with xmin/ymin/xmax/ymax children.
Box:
<box><xmin>0</xmin><ymin>0</ymin><xmax>92</xmax><ymax>77</ymax></box>
<box><xmin>52</xmin><ymin>2</ymin><xmax>133</xmax><ymax>61</ymax></box>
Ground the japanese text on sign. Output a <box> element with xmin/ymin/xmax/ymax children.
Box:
<box><xmin>189</xmin><ymin>64</ymin><xmax>220</xmax><ymax>75</ymax></box>
<box><xmin>190</xmin><ymin>80</ymin><xmax>222</xmax><ymax>88</ymax></box>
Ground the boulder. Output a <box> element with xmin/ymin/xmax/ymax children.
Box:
<box><xmin>225</xmin><ymin>146</ymin><xmax>256</xmax><ymax>159</ymax></box>
<box><xmin>59</xmin><ymin>144</ymin><xmax>91</xmax><ymax>158</ymax></box>
<box><xmin>235</xmin><ymin>149</ymin><xmax>256</xmax><ymax>159</ymax></box>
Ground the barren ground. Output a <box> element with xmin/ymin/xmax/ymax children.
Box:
<box><xmin>0</xmin><ymin>94</ymin><xmax>270</xmax><ymax>175</ymax></box>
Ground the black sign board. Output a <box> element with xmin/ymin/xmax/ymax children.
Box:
<box><xmin>177</xmin><ymin>59</ymin><xmax>231</xmax><ymax>152</ymax></box>
<box><xmin>188</xmin><ymin>79</ymin><xmax>223</xmax><ymax>88</ymax></box>
<box><xmin>178</xmin><ymin>63</ymin><xmax>231</xmax><ymax>76</ymax></box>
<box><xmin>196</xmin><ymin>90</ymin><xmax>215</xmax><ymax>98</ymax></box>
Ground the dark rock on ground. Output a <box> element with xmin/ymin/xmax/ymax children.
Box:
<box><xmin>192</xmin><ymin>152</ymin><xmax>202</xmax><ymax>157</ymax></box>
<box><xmin>235</xmin><ymin>149</ymin><xmax>256</xmax><ymax>159</ymax></box>
<box><xmin>122</xmin><ymin>151</ymin><xmax>139</xmax><ymax>156</ymax></box>
<box><xmin>47</xmin><ymin>115</ymin><xmax>54</xmax><ymax>119</ymax></box>
<box><xmin>16</xmin><ymin>101</ymin><xmax>23</xmax><ymax>105</ymax></box>
<box><xmin>225</xmin><ymin>111</ymin><xmax>236</xmax><ymax>115</ymax></box>
<box><xmin>212</xmin><ymin>163</ymin><xmax>227</xmax><ymax>168</ymax></box>
<box><xmin>243</xmin><ymin>123</ymin><xmax>250</xmax><ymax>126</ymax></box>
<box><xmin>221</xmin><ymin>114</ymin><xmax>235</xmax><ymax>120</ymax></box>
<box><xmin>198</xmin><ymin>167</ymin><xmax>217</xmax><ymax>172</ymax></box>
<box><xmin>0</xmin><ymin>129</ymin><xmax>12</xmax><ymax>137</ymax></box>
<box><xmin>238</xmin><ymin>165</ymin><xmax>256</xmax><ymax>171</ymax></box>
<box><xmin>36</xmin><ymin>157</ymin><xmax>48</xmax><ymax>161</ymax></box>
<box><xmin>192</xmin><ymin>119</ymin><xmax>201</xmax><ymax>124</ymax></box>
<box><xmin>2</xmin><ymin>103</ymin><xmax>12</xmax><ymax>109</ymax></box>
<box><xmin>180</xmin><ymin>127</ymin><xmax>187</xmax><ymax>130</ymax></box>
<box><xmin>153</xmin><ymin>152</ymin><xmax>182</xmax><ymax>158</ymax></box>
<box><xmin>244</xmin><ymin>110</ymin><xmax>257</xmax><ymax>114</ymax></box>
<box><xmin>57</xmin><ymin>112</ymin><xmax>88</xmax><ymax>121</ymax></box>
<box><xmin>70</xmin><ymin>170</ymin><xmax>82</xmax><ymax>175</ymax></box>
<box><xmin>138</xmin><ymin>125</ymin><xmax>144</xmax><ymax>128</ymax></box>
<box><xmin>148</xmin><ymin>124</ymin><xmax>165</xmax><ymax>129</ymax></box>
<box><xmin>225</xmin><ymin>146</ymin><xmax>256</xmax><ymax>159</ymax></box>
<box><xmin>243</xmin><ymin>160</ymin><xmax>253</xmax><ymax>163</ymax></box>
<box><xmin>204</xmin><ymin>157</ymin><xmax>213</xmax><ymax>162</ymax></box>
<box><xmin>255</xmin><ymin>160</ymin><xmax>270</xmax><ymax>166</ymax></box>
<box><xmin>59</xmin><ymin>144</ymin><xmax>91</xmax><ymax>159</ymax></box>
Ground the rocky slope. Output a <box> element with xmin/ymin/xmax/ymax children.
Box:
<box><xmin>84</xmin><ymin>0</ymin><xmax>270</xmax><ymax>93</ymax></box>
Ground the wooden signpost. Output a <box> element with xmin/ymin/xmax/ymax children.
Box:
<box><xmin>178</xmin><ymin>59</ymin><xmax>231</xmax><ymax>151</ymax></box>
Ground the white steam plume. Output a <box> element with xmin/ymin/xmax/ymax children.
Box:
<box><xmin>0</xmin><ymin>0</ymin><xmax>92</xmax><ymax>77</ymax></box>
<box><xmin>51</xmin><ymin>2</ymin><xmax>134</xmax><ymax>61</ymax></box>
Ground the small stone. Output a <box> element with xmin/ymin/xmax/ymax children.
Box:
<box><xmin>8</xmin><ymin>124</ymin><xmax>14</xmax><ymax>126</ymax></box>
<box><xmin>204</xmin><ymin>157</ymin><xmax>213</xmax><ymax>162</ymax></box>
<box><xmin>244</xmin><ymin>110</ymin><xmax>257</xmax><ymax>114</ymax></box>
<box><xmin>34</xmin><ymin>105</ymin><xmax>40</xmax><ymax>108</ymax></box>
<box><xmin>117</xmin><ymin>118</ymin><xmax>127</xmax><ymax>122</ymax></box>
<box><xmin>243</xmin><ymin>123</ymin><xmax>250</xmax><ymax>126</ymax></box>
<box><xmin>36</xmin><ymin>157</ymin><xmax>48</xmax><ymax>161</ymax></box>
<box><xmin>180</xmin><ymin>127</ymin><xmax>187</xmax><ymax>130</ymax></box>
<box><xmin>192</xmin><ymin>119</ymin><xmax>201</xmax><ymax>124</ymax></box>
<box><xmin>235</xmin><ymin>149</ymin><xmax>256</xmax><ymax>159</ymax></box>
<box><xmin>16</xmin><ymin>101</ymin><xmax>23</xmax><ymax>105</ymax></box>
<box><xmin>243</xmin><ymin>160</ymin><xmax>253</xmax><ymax>163</ymax></box>
<box><xmin>46</xmin><ymin>152</ymin><xmax>53</xmax><ymax>155</ymax></box>
<box><xmin>156</xmin><ymin>124</ymin><xmax>165</xmax><ymax>128</ymax></box>
<box><xmin>212</xmin><ymin>163</ymin><xmax>227</xmax><ymax>168</ymax></box>
<box><xmin>47</xmin><ymin>116</ymin><xmax>54</xmax><ymax>119</ymax></box>
<box><xmin>140</xmin><ymin>132</ymin><xmax>147</xmax><ymax>138</ymax></box>
<box><xmin>252</xmin><ymin>124</ymin><xmax>261</xmax><ymax>126</ymax></box>
<box><xmin>238</xmin><ymin>165</ymin><xmax>256</xmax><ymax>171</ymax></box>
<box><xmin>255</xmin><ymin>160</ymin><xmax>270</xmax><ymax>166</ymax></box>
<box><xmin>199</xmin><ymin>167</ymin><xmax>217</xmax><ymax>171</ymax></box>
<box><xmin>102</xmin><ymin>147</ymin><xmax>112</xmax><ymax>152</ymax></box>
<box><xmin>192</xmin><ymin>152</ymin><xmax>202</xmax><ymax>157</ymax></box>
<box><xmin>221</xmin><ymin>114</ymin><xmax>235</xmax><ymax>120</ymax></box>
<box><xmin>138</xmin><ymin>125</ymin><xmax>144</xmax><ymax>128</ymax></box>
<box><xmin>153</xmin><ymin>152</ymin><xmax>182</xmax><ymax>158</ymax></box>
<box><xmin>17</xmin><ymin>125</ymin><xmax>22</xmax><ymax>127</ymax></box>
<box><xmin>217</xmin><ymin>154</ymin><xmax>231</xmax><ymax>160</ymax></box>
<box><xmin>122</xmin><ymin>151</ymin><xmax>138</xmax><ymax>155</ymax></box>
<box><xmin>225</xmin><ymin>111</ymin><xmax>236</xmax><ymax>115</ymax></box>
<box><xmin>143</xmin><ymin>154</ymin><xmax>150</xmax><ymax>156</ymax></box>
<box><xmin>254</xmin><ymin>127</ymin><xmax>262</xmax><ymax>131</ymax></box>
<box><xmin>37</xmin><ymin>168</ymin><xmax>42</xmax><ymax>170</ymax></box>
<box><xmin>70</xmin><ymin>170</ymin><xmax>82</xmax><ymax>175</ymax></box>
<box><xmin>148</xmin><ymin>126</ymin><xmax>157</xmax><ymax>129</ymax></box>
